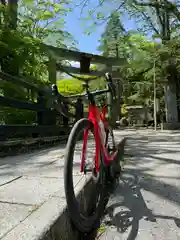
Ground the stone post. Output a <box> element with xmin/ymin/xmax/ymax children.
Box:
<box><xmin>164</xmin><ymin>83</ymin><xmax>178</xmax><ymax>123</ymax></box>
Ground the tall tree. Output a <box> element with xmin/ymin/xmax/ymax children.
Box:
<box><xmin>98</xmin><ymin>11</ymin><xmax>129</xmax><ymax>120</ymax></box>
<box><xmin>98</xmin><ymin>11</ymin><xmax>127</xmax><ymax>58</ymax></box>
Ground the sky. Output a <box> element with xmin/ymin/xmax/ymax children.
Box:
<box><xmin>64</xmin><ymin>1</ymin><xmax>137</xmax><ymax>54</ymax></box>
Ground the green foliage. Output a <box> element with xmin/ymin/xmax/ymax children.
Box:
<box><xmin>57</xmin><ymin>75</ymin><xmax>106</xmax><ymax>96</ymax></box>
<box><xmin>94</xmin><ymin>2</ymin><xmax>180</xmax><ymax>107</ymax></box>
<box><xmin>76</xmin><ymin>0</ymin><xmax>180</xmax><ymax>112</ymax></box>
<box><xmin>18</xmin><ymin>0</ymin><xmax>75</xmax><ymax>47</ymax></box>
<box><xmin>1</xmin><ymin>0</ymin><xmax>180</xmax><ymax>125</ymax></box>
<box><xmin>0</xmin><ymin>0</ymin><xmax>77</xmax><ymax>124</ymax></box>
<box><xmin>90</xmin><ymin>77</ymin><xmax>106</xmax><ymax>91</ymax></box>
<box><xmin>57</xmin><ymin>78</ymin><xmax>83</xmax><ymax>95</ymax></box>
<box><xmin>0</xmin><ymin>108</ymin><xmax>36</xmax><ymax>124</ymax></box>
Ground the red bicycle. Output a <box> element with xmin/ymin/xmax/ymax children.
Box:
<box><xmin>54</xmin><ymin>73</ymin><xmax>120</xmax><ymax>233</ymax></box>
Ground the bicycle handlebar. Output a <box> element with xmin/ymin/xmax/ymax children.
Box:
<box><xmin>51</xmin><ymin>72</ymin><xmax>116</xmax><ymax>117</ymax></box>
<box><xmin>82</xmin><ymin>89</ymin><xmax>109</xmax><ymax>98</ymax></box>
<box><xmin>73</xmin><ymin>73</ymin><xmax>116</xmax><ymax>100</ymax></box>
<box><xmin>80</xmin><ymin>73</ymin><xmax>116</xmax><ymax>99</ymax></box>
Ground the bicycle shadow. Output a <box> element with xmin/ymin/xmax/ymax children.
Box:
<box><xmin>103</xmin><ymin>173</ymin><xmax>180</xmax><ymax>240</ymax></box>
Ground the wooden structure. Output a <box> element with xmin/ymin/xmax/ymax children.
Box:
<box><xmin>0</xmin><ymin>45</ymin><xmax>124</xmax><ymax>145</ymax></box>
<box><xmin>0</xmin><ymin>71</ymin><xmax>65</xmax><ymax>141</ymax></box>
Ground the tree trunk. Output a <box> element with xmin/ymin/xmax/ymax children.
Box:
<box><xmin>160</xmin><ymin>8</ymin><xmax>178</xmax><ymax>124</ymax></box>
<box><xmin>164</xmin><ymin>82</ymin><xmax>178</xmax><ymax>123</ymax></box>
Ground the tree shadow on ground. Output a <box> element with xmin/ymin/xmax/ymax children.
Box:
<box><xmin>101</xmin><ymin>171</ymin><xmax>180</xmax><ymax>240</ymax></box>
<box><xmin>73</xmin><ymin>131</ymin><xmax>180</xmax><ymax>239</ymax></box>
<box><xmin>124</xmin><ymin>134</ymin><xmax>180</xmax><ymax>168</ymax></box>
<box><xmin>83</xmin><ymin>131</ymin><xmax>180</xmax><ymax>239</ymax></box>
<box><xmin>0</xmin><ymin>138</ymin><xmax>95</xmax><ymax>176</ymax></box>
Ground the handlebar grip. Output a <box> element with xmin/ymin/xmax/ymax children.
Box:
<box><xmin>105</xmin><ymin>72</ymin><xmax>113</xmax><ymax>83</ymax></box>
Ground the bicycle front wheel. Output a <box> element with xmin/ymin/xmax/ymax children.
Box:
<box><xmin>64</xmin><ymin>118</ymin><xmax>106</xmax><ymax>233</ymax></box>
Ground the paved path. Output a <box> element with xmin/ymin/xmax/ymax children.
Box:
<box><xmin>0</xmin><ymin>137</ymin><xmax>97</xmax><ymax>239</ymax></box>
<box><xmin>99</xmin><ymin>130</ymin><xmax>180</xmax><ymax>240</ymax></box>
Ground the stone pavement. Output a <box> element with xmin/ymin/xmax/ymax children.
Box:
<box><xmin>98</xmin><ymin>129</ymin><xmax>180</xmax><ymax>240</ymax></box>
<box><xmin>0</xmin><ymin>137</ymin><xmax>97</xmax><ymax>240</ymax></box>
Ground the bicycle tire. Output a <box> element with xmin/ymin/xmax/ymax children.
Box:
<box><xmin>64</xmin><ymin>118</ymin><xmax>106</xmax><ymax>233</ymax></box>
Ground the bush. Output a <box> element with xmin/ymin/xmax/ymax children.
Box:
<box><xmin>57</xmin><ymin>78</ymin><xmax>83</xmax><ymax>95</ymax></box>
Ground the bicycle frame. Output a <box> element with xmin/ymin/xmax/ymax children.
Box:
<box><xmin>80</xmin><ymin>103</ymin><xmax>118</xmax><ymax>173</ymax></box>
